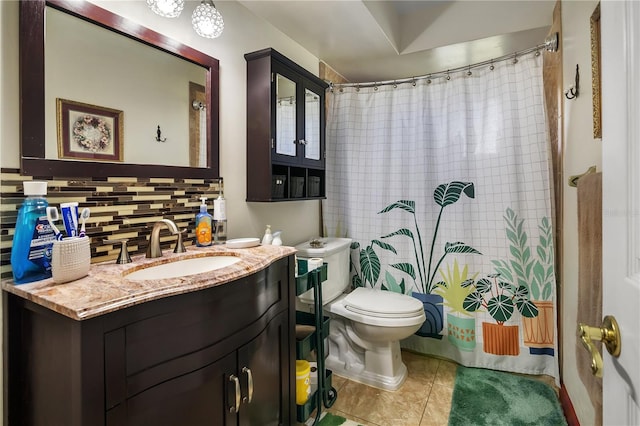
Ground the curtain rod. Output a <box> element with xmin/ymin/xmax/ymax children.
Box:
<box><xmin>329</xmin><ymin>34</ymin><xmax>558</xmax><ymax>90</ymax></box>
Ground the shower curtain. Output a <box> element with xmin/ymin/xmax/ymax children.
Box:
<box><xmin>323</xmin><ymin>53</ymin><xmax>559</xmax><ymax>381</ymax></box>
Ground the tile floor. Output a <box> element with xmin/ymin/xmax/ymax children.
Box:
<box><xmin>317</xmin><ymin>350</ymin><xmax>558</xmax><ymax>426</ymax></box>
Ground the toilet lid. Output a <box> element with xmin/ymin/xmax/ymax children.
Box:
<box><xmin>343</xmin><ymin>287</ymin><xmax>424</xmax><ymax>318</ymax></box>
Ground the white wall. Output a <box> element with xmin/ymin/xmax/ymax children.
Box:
<box><xmin>0</xmin><ymin>0</ymin><xmax>322</xmax><ymax>247</ymax></box>
<box><xmin>561</xmin><ymin>1</ymin><xmax>602</xmax><ymax>425</ymax></box>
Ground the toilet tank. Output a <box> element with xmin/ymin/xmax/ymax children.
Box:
<box><xmin>295</xmin><ymin>238</ymin><xmax>352</xmax><ymax>305</ymax></box>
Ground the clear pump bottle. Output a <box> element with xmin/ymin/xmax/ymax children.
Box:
<box><xmin>213</xmin><ymin>178</ymin><xmax>226</xmax><ymax>244</ymax></box>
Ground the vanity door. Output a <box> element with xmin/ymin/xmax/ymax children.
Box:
<box><xmin>109</xmin><ymin>352</ymin><xmax>237</xmax><ymax>426</ymax></box>
<box><xmin>238</xmin><ymin>311</ymin><xmax>291</xmax><ymax>426</ymax></box>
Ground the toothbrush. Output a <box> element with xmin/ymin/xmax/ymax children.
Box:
<box><xmin>46</xmin><ymin>207</ymin><xmax>64</xmax><ymax>240</ymax></box>
<box><xmin>78</xmin><ymin>208</ymin><xmax>90</xmax><ymax>237</ymax></box>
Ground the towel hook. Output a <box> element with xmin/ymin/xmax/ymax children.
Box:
<box><xmin>155</xmin><ymin>125</ymin><xmax>167</xmax><ymax>142</ymax></box>
<box><xmin>568</xmin><ymin>165</ymin><xmax>597</xmax><ymax>187</ymax></box>
<box><xmin>565</xmin><ymin>65</ymin><xmax>580</xmax><ymax>100</ymax></box>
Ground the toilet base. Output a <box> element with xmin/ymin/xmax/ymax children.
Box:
<box><xmin>325</xmin><ymin>317</ymin><xmax>409</xmax><ymax>391</ymax></box>
<box><xmin>326</xmin><ymin>354</ymin><xmax>408</xmax><ymax>391</ymax></box>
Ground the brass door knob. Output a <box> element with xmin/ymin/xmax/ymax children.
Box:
<box><xmin>578</xmin><ymin>315</ymin><xmax>621</xmax><ymax>377</ymax></box>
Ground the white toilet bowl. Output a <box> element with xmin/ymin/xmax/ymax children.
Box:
<box><xmin>295</xmin><ymin>238</ymin><xmax>426</xmax><ymax>391</ymax></box>
<box><xmin>324</xmin><ymin>287</ymin><xmax>425</xmax><ymax>390</ymax></box>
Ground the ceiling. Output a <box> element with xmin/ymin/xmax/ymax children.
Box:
<box><xmin>239</xmin><ymin>0</ymin><xmax>555</xmax><ymax>83</ymax></box>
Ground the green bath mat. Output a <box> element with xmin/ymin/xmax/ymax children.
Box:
<box><xmin>448</xmin><ymin>366</ymin><xmax>567</xmax><ymax>426</ymax></box>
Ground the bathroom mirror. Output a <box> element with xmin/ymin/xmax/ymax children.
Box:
<box><xmin>20</xmin><ymin>0</ymin><xmax>220</xmax><ymax>178</ymax></box>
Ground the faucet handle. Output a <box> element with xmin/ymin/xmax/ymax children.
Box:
<box><xmin>173</xmin><ymin>229</ymin><xmax>187</xmax><ymax>254</ymax></box>
<box><xmin>109</xmin><ymin>238</ymin><xmax>132</xmax><ymax>264</ymax></box>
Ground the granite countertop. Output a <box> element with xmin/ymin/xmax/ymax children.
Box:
<box><xmin>1</xmin><ymin>244</ymin><xmax>296</xmax><ymax>321</ymax></box>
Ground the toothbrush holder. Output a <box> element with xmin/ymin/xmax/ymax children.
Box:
<box><xmin>52</xmin><ymin>236</ymin><xmax>91</xmax><ymax>284</ymax></box>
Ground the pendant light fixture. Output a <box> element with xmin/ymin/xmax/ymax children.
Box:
<box><xmin>147</xmin><ymin>0</ymin><xmax>224</xmax><ymax>39</ymax></box>
<box><xmin>146</xmin><ymin>0</ymin><xmax>184</xmax><ymax>18</ymax></box>
<box><xmin>192</xmin><ymin>0</ymin><xmax>224</xmax><ymax>39</ymax></box>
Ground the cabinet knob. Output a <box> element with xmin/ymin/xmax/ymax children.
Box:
<box><xmin>299</xmin><ymin>139</ymin><xmax>308</xmax><ymax>145</ymax></box>
<box><xmin>229</xmin><ymin>374</ymin><xmax>241</xmax><ymax>413</ymax></box>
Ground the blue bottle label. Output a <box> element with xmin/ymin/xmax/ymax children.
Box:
<box><xmin>28</xmin><ymin>216</ymin><xmax>56</xmax><ymax>271</ymax></box>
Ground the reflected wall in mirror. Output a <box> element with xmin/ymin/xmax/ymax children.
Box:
<box><xmin>20</xmin><ymin>0</ymin><xmax>220</xmax><ymax>178</ymax></box>
<box><xmin>275</xmin><ymin>73</ymin><xmax>297</xmax><ymax>157</ymax></box>
<box><xmin>304</xmin><ymin>89</ymin><xmax>320</xmax><ymax>161</ymax></box>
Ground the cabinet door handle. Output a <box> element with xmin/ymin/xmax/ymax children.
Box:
<box><xmin>229</xmin><ymin>374</ymin><xmax>241</xmax><ymax>413</ymax></box>
<box><xmin>242</xmin><ymin>367</ymin><xmax>254</xmax><ymax>403</ymax></box>
<box><xmin>299</xmin><ymin>139</ymin><xmax>308</xmax><ymax>145</ymax></box>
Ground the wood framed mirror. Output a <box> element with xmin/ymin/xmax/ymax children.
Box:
<box><xmin>19</xmin><ymin>0</ymin><xmax>220</xmax><ymax>178</ymax></box>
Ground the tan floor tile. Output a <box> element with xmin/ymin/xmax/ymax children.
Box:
<box><xmin>420</xmin><ymin>383</ymin><xmax>454</xmax><ymax>426</ymax></box>
<box><xmin>331</xmin><ymin>372</ymin><xmax>349</xmax><ymax>392</ymax></box>
<box><xmin>403</xmin><ymin>350</ymin><xmax>441</xmax><ymax>385</ymax></box>
<box><xmin>434</xmin><ymin>359</ymin><xmax>458</xmax><ymax>387</ymax></box>
<box><xmin>331</xmin><ymin>379</ymin><xmax>428</xmax><ymax>426</ymax></box>
<box><xmin>327</xmin><ymin>408</ymin><xmax>381</xmax><ymax>426</ymax></box>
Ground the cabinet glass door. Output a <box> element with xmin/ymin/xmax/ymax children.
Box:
<box><xmin>303</xmin><ymin>89</ymin><xmax>321</xmax><ymax>161</ymax></box>
<box><xmin>275</xmin><ymin>73</ymin><xmax>297</xmax><ymax>158</ymax></box>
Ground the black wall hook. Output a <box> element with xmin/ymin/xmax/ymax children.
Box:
<box><xmin>156</xmin><ymin>125</ymin><xmax>167</xmax><ymax>142</ymax></box>
<box><xmin>565</xmin><ymin>64</ymin><xmax>579</xmax><ymax>100</ymax></box>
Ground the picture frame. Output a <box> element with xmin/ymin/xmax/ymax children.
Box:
<box><xmin>56</xmin><ymin>98</ymin><xmax>123</xmax><ymax>162</ymax></box>
<box><xmin>590</xmin><ymin>3</ymin><xmax>602</xmax><ymax>139</ymax></box>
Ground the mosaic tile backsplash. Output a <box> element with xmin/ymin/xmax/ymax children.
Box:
<box><xmin>0</xmin><ymin>169</ymin><xmax>224</xmax><ymax>280</ymax></box>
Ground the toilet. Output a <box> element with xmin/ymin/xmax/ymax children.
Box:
<box><xmin>295</xmin><ymin>238</ymin><xmax>426</xmax><ymax>391</ymax></box>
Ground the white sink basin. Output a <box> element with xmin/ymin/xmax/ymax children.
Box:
<box><xmin>125</xmin><ymin>255</ymin><xmax>240</xmax><ymax>281</ymax></box>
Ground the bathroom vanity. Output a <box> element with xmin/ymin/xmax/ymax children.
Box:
<box><xmin>2</xmin><ymin>246</ymin><xmax>296</xmax><ymax>426</ymax></box>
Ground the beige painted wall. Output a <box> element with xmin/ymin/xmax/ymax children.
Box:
<box><xmin>561</xmin><ymin>1</ymin><xmax>602</xmax><ymax>425</ymax></box>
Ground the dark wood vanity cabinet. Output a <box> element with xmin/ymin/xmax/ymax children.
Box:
<box><xmin>245</xmin><ymin>48</ymin><xmax>329</xmax><ymax>201</ymax></box>
<box><xmin>5</xmin><ymin>257</ymin><xmax>296</xmax><ymax>426</ymax></box>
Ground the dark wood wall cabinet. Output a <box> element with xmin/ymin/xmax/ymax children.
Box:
<box><xmin>5</xmin><ymin>257</ymin><xmax>296</xmax><ymax>426</ymax></box>
<box><xmin>245</xmin><ymin>48</ymin><xmax>329</xmax><ymax>202</ymax></box>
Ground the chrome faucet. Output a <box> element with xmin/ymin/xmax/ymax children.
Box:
<box><xmin>146</xmin><ymin>219</ymin><xmax>186</xmax><ymax>258</ymax></box>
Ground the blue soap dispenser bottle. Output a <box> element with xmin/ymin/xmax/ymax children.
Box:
<box><xmin>11</xmin><ymin>181</ymin><xmax>57</xmax><ymax>284</ymax></box>
<box><xmin>195</xmin><ymin>196</ymin><xmax>213</xmax><ymax>247</ymax></box>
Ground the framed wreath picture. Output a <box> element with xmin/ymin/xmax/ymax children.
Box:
<box><xmin>56</xmin><ymin>98</ymin><xmax>123</xmax><ymax>162</ymax></box>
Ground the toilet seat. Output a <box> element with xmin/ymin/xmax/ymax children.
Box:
<box><xmin>344</xmin><ymin>287</ymin><xmax>424</xmax><ymax>318</ymax></box>
<box><xmin>328</xmin><ymin>288</ymin><xmax>425</xmax><ymax>327</ymax></box>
